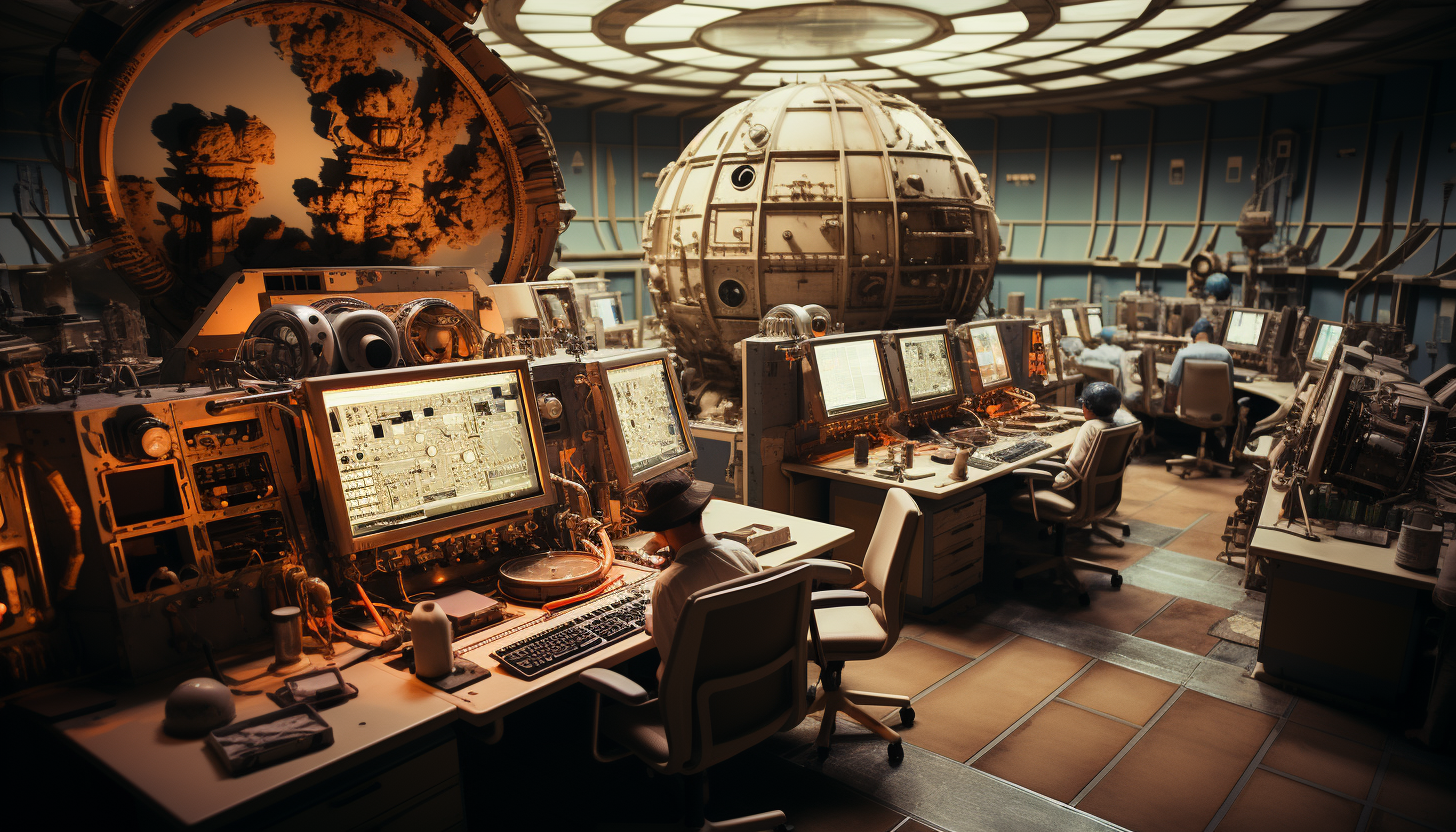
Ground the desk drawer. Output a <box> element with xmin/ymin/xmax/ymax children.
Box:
<box><xmin>931</xmin><ymin>557</ymin><xmax>983</xmax><ymax>605</ymax></box>
<box><xmin>269</xmin><ymin>739</ymin><xmax>459</xmax><ymax>832</ymax></box>
<box><xmin>931</xmin><ymin>494</ymin><xmax>985</xmax><ymax>535</ymax></box>
<box><xmin>933</xmin><ymin>515</ymin><xmax>985</xmax><ymax>555</ymax></box>
<box><xmin>933</xmin><ymin>537</ymin><xmax>983</xmax><ymax>578</ymax></box>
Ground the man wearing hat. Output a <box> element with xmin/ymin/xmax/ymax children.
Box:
<box><xmin>1055</xmin><ymin>381</ymin><xmax>1140</xmax><ymax>489</ymax></box>
<box><xmin>1163</xmin><ymin>316</ymin><xmax>1234</xmax><ymax>414</ymax></box>
<box><xmin>630</xmin><ymin>468</ymin><xmax>759</xmax><ymax>679</ymax></box>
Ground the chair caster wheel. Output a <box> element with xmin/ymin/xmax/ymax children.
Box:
<box><xmin>900</xmin><ymin>706</ymin><xmax>915</xmax><ymax>726</ymax></box>
<box><xmin>817</xmin><ymin>746</ymin><xmax>831</xmax><ymax>762</ymax></box>
<box><xmin>888</xmin><ymin>741</ymin><xmax>904</xmax><ymax>765</ymax></box>
<box><xmin>1077</xmin><ymin>592</ymin><xmax>1091</xmax><ymax>607</ymax></box>
<box><xmin>1111</xmin><ymin>575</ymin><xmax>1123</xmax><ymax>589</ymax></box>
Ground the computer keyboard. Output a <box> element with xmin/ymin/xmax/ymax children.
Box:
<box><xmin>490</xmin><ymin>587</ymin><xmax>650</xmax><ymax>678</ymax></box>
<box><xmin>966</xmin><ymin>455</ymin><xmax>1001</xmax><ymax>471</ymax></box>
<box><xmin>988</xmin><ymin>438</ymin><xmax>1052</xmax><ymax>464</ymax></box>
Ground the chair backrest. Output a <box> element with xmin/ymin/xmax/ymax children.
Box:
<box><xmin>1130</xmin><ymin>347</ymin><xmax>1160</xmax><ymax>414</ymax></box>
<box><xmin>1066</xmin><ymin>421</ymin><xmax>1141</xmax><ymax>524</ymax></box>
<box><xmin>1176</xmin><ymin>359</ymin><xmax>1235</xmax><ymax>426</ymax></box>
<box><xmin>1078</xmin><ymin>363</ymin><xmax>1117</xmax><ymax>386</ymax></box>
<box><xmin>860</xmin><ymin>488</ymin><xmax>922</xmax><ymax>651</ymax></box>
<box><xmin>657</xmin><ymin>560</ymin><xmax>827</xmax><ymax>774</ymax></box>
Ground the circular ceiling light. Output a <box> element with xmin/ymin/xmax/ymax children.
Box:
<box><xmin>698</xmin><ymin>6</ymin><xmax>939</xmax><ymax>59</ymax></box>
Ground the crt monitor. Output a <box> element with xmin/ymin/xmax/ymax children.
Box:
<box><xmin>1058</xmin><ymin>307</ymin><xmax>1081</xmax><ymax>340</ymax></box>
<box><xmin>302</xmin><ymin>356</ymin><xmax>554</xmax><ymax>553</ymax></box>
<box><xmin>889</xmin><ymin>326</ymin><xmax>961</xmax><ymax>410</ymax></box>
<box><xmin>1085</xmin><ymin>305</ymin><xmax>1104</xmax><ymax>337</ymax></box>
<box><xmin>1307</xmin><ymin>320</ymin><xmax>1345</xmax><ymax>368</ymax></box>
<box><xmin>588</xmin><ymin>292</ymin><xmax>625</xmax><ymax>326</ymax></box>
<box><xmin>802</xmin><ymin>331</ymin><xmax>893</xmax><ymax>424</ymax></box>
<box><xmin>1030</xmin><ymin>320</ymin><xmax>1062</xmax><ymax>382</ymax></box>
<box><xmin>961</xmin><ymin>321</ymin><xmax>1014</xmax><ymax>391</ymax></box>
<box><xmin>534</xmin><ymin>285</ymin><xmax>581</xmax><ymax>332</ymax></box>
<box><xmin>1222</xmin><ymin>308</ymin><xmax>1269</xmax><ymax>352</ymax></box>
<box><xmin>594</xmin><ymin>349</ymin><xmax>696</xmax><ymax>485</ymax></box>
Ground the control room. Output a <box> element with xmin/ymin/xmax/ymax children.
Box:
<box><xmin>1</xmin><ymin>1</ymin><xmax>1454</xmax><ymax>831</ymax></box>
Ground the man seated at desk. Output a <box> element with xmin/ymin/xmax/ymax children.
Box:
<box><xmin>1163</xmin><ymin>317</ymin><xmax>1235</xmax><ymax>414</ymax></box>
<box><xmin>1055</xmin><ymin>381</ymin><xmax>1140</xmax><ymax>489</ymax></box>
<box><xmin>631</xmin><ymin>469</ymin><xmax>760</xmax><ymax>679</ymax></box>
<box><xmin>1065</xmin><ymin>329</ymin><xmax>1143</xmax><ymax>405</ymax></box>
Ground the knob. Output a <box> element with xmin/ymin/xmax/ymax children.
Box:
<box><xmin>126</xmin><ymin>416</ymin><xmax>173</xmax><ymax>460</ymax></box>
<box><xmin>537</xmin><ymin>394</ymin><xmax>564</xmax><ymax>420</ymax></box>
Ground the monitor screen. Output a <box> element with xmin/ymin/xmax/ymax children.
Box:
<box><xmin>1060</xmin><ymin>308</ymin><xmax>1079</xmax><ymax>337</ymax></box>
<box><xmin>813</xmin><ymin>338</ymin><xmax>890</xmax><ymax>418</ymax></box>
<box><xmin>310</xmin><ymin>362</ymin><xmax>548</xmax><ymax>549</ymax></box>
<box><xmin>1225</xmin><ymin>309</ymin><xmax>1268</xmax><ymax>347</ymax></box>
<box><xmin>539</xmin><ymin>291</ymin><xmax>570</xmax><ymax>326</ymax></box>
<box><xmin>966</xmin><ymin>324</ymin><xmax>1011</xmax><ymax>387</ymax></box>
<box><xmin>603</xmin><ymin>356</ymin><xmax>693</xmax><ymax>482</ymax></box>
<box><xmin>899</xmin><ymin>332</ymin><xmax>958</xmax><ymax>404</ymax></box>
<box><xmin>1086</xmin><ymin>306</ymin><xmax>1103</xmax><ymax>334</ymax></box>
<box><xmin>590</xmin><ymin>295</ymin><xmax>623</xmax><ymax>326</ymax></box>
<box><xmin>1038</xmin><ymin>321</ymin><xmax>1059</xmax><ymax>380</ymax></box>
<box><xmin>1309</xmin><ymin>321</ymin><xmax>1344</xmax><ymax>365</ymax></box>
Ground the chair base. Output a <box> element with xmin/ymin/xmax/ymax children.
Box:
<box><xmin>684</xmin><ymin>772</ymin><xmax>788</xmax><ymax>831</ymax></box>
<box><xmin>1166</xmin><ymin>427</ymin><xmax>1234</xmax><ymax>479</ymax></box>
<box><xmin>808</xmin><ymin>685</ymin><xmax>909</xmax><ymax>764</ymax></box>
<box><xmin>696</xmin><ymin>811</ymin><xmax>786</xmax><ymax>831</ymax></box>
<box><xmin>1014</xmin><ymin>520</ymin><xmax>1125</xmax><ymax>605</ymax></box>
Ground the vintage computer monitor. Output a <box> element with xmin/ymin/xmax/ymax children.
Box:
<box><xmin>802</xmin><ymin>331</ymin><xmax>894</xmax><ymax>424</ymax></box>
<box><xmin>533</xmin><ymin>284</ymin><xmax>583</xmax><ymax>333</ymax></box>
<box><xmin>592</xmin><ymin>349</ymin><xmax>697</xmax><ymax>485</ymax></box>
<box><xmin>1221</xmin><ymin>307</ymin><xmax>1270</xmax><ymax>354</ymax></box>
<box><xmin>587</xmin><ymin>291</ymin><xmax>626</xmax><ymax>327</ymax></box>
<box><xmin>1305</xmin><ymin>320</ymin><xmax>1346</xmax><ymax>371</ymax></box>
<box><xmin>302</xmin><ymin>356</ymin><xmax>554</xmax><ymax>554</ymax></box>
<box><xmin>1084</xmin><ymin>305</ymin><xmax>1105</xmax><ymax>338</ymax></box>
<box><xmin>885</xmin><ymin>325</ymin><xmax>962</xmax><ymax>412</ymax></box>
<box><xmin>1056</xmin><ymin>306</ymin><xmax>1083</xmax><ymax>341</ymax></box>
<box><xmin>960</xmin><ymin>321</ymin><xmax>1015</xmax><ymax>394</ymax></box>
<box><xmin>1028</xmin><ymin>320</ymin><xmax>1062</xmax><ymax>382</ymax></box>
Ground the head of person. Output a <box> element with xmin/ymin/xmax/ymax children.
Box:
<box><xmin>1060</xmin><ymin>336</ymin><xmax>1085</xmax><ymax>357</ymax></box>
<box><xmin>1190</xmin><ymin>318</ymin><xmax>1216</xmax><ymax>343</ymax></box>
<box><xmin>628</xmin><ymin>468</ymin><xmax>714</xmax><ymax>546</ymax></box>
<box><xmin>1099</xmin><ymin>326</ymin><xmax>1117</xmax><ymax>344</ymax></box>
<box><xmin>1079</xmin><ymin>381</ymin><xmax>1122</xmax><ymax>422</ymax></box>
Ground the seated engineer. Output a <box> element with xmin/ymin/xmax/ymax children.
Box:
<box><xmin>630</xmin><ymin>469</ymin><xmax>760</xmax><ymax>679</ymax></box>
<box><xmin>1163</xmin><ymin>317</ymin><xmax>1235</xmax><ymax>413</ymax></box>
<box><xmin>1065</xmin><ymin>329</ymin><xmax>1143</xmax><ymax>405</ymax></box>
<box><xmin>1055</xmin><ymin>381</ymin><xmax>1140</xmax><ymax>489</ymax></box>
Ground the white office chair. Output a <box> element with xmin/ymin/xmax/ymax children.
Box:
<box><xmin>1166</xmin><ymin>360</ymin><xmax>1248</xmax><ymax>478</ymax></box>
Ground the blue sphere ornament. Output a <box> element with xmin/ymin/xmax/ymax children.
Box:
<box><xmin>1205</xmin><ymin>273</ymin><xmax>1233</xmax><ymax>301</ymax></box>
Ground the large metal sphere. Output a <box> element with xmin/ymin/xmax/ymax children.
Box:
<box><xmin>643</xmin><ymin>80</ymin><xmax>1000</xmax><ymax>374</ymax></box>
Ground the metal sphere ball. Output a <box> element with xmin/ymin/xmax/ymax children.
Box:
<box><xmin>1206</xmin><ymin>273</ymin><xmax>1233</xmax><ymax>301</ymax></box>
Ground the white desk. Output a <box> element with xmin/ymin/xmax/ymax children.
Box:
<box><xmin>1154</xmin><ymin>361</ymin><xmax>1297</xmax><ymax>406</ymax></box>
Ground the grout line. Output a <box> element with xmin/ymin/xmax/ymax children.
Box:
<box><xmin>1201</xmin><ymin>695</ymin><xmax>1297</xmax><ymax>832</ymax></box>
<box><xmin>1255</xmin><ymin>764</ymin><xmax>1371</xmax><ymax>806</ymax></box>
<box><xmin>1128</xmin><ymin>596</ymin><xmax>1179</xmax><ymax>636</ymax></box>
<box><xmin>902</xmin><ymin>631</ymin><xmax>1020</xmax><ymax>706</ymax></box>
<box><xmin>1070</xmin><ymin>686</ymin><xmax>1187</xmax><ymax>807</ymax></box>
<box><xmin>1053</xmin><ymin>697</ymin><xmax>1145</xmax><ymax>730</ymax></box>
<box><xmin>1355</xmin><ymin>745</ymin><xmax>1394</xmax><ymax>832</ymax></box>
<box><xmin>887</xmin><ymin>817</ymin><xmax>912</xmax><ymax>832</ymax></box>
<box><xmin>965</xmin><ymin>657</ymin><xmax>1098</xmax><ymax>765</ymax></box>
<box><xmin>901</xmin><ymin>628</ymin><xmax>1011</xmax><ymax>662</ymax></box>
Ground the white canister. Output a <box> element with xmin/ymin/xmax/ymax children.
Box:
<box><xmin>410</xmin><ymin>600</ymin><xmax>454</xmax><ymax>678</ymax></box>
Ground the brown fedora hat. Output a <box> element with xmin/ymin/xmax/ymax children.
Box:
<box><xmin>629</xmin><ymin>469</ymin><xmax>713</xmax><ymax>532</ymax></box>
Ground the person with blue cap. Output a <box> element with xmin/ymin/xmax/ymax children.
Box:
<box><xmin>1064</xmin><ymin>327</ymin><xmax>1142</xmax><ymax>404</ymax></box>
<box><xmin>1163</xmin><ymin>317</ymin><xmax>1235</xmax><ymax>414</ymax></box>
<box><xmin>1055</xmin><ymin>381</ymin><xmax>1140</xmax><ymax>488</ymax></box>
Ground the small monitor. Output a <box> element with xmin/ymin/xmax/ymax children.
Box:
<box><xmin>534</xmin><ymin>285</ymin><xmax>580</xmax><ymax>332</ymax></box>
<box><xmin>1307</xmin><ymin>320</ymin><xmax>1345</xmax><ymax>368</ymax></box>
<box><xmin>1223</xmin><ymin>308</ymin><xmax>1269</xmax><ymax>351</ymax></box>
<box><xmin>1059</xmin><ymin>307</ymin><xmax>1080</xmax><ymax>340</ymax></box>
<box><xmin>588</xmin><ymin>292</ymin><xmax>625</xmax><ymax>326</ymax></box>
<box><xmin>889</xmin><ymin>326</ymin><xmax>961</xmax><ymax>410</ymax></box>
<box><xmin>1031</xmin><ymin>320</ymin><xmax>1062</xmax><ymax>382</ymax></box>
<box><xmin>302</xmin><ymin>357</ymin><xmax>553</xmax><ymax>553</ymax></box>
<box><xmin>962</xmin><ymin>321</ymin><xmax>1013</xmax><ymax>391</ymax></box>
<box><xmin>594</xmin><ymin>350</ymin><xmax>696</xmax><ymax>485</ymax></box>
<box><xmin>803</xmin><ymin>331</ymin><xmax>892</xmax><ymax>423</ymax></box>
<box><xmin>1085</xmin><ymin>306</ymin><xmax>1104</xmax><ymax>336</ymax></box>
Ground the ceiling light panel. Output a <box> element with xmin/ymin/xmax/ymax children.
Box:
<box><xmin>527</xmin><ymin>32</ymin><xmax>605</xmax><ymax>47</ymax></box>
<box><xmin>1201</xmin><ymin>32</ymin><xmax>1285</xmax><ymax>49</ymax></box>
<box><xmin>1009</xmin><ymin>59</ymin><xmax>1086</xmax><ymax>74</ymax></box>
<box><xmin>594</xmin><ymin>57</ymin><xmax>664</xmax><ymax>73</ymax></box>
<box><xmin>1104</xmin><ymin>28</ymin><xmax>1196</xmax><ymax>46</ymax></box>
<box><xmin>760</xmin><ymin>60</ymin><xmax>861</xmax><ymax>71</ymax></box>
<box><xmin>685</xmin><ymin>54</ymin><xmax>759</xmax><ymax>69</ymax></box>
<box><xmin>948</xmin><ymin>52</ymin><xmax>1018</xmax><ymax>68</ymax></box>
<box><xmin>1037</xmin><ymin>75</ymin><xmax>1107</xmax><ymax>89</ymax></box>
<box><xmin>1060</xmin><ymin>0</ymin><xmax>1152</xmax><ymax>22</ymax></box>
<box><xmin>651</xmin><ymin>47</ymin><xmax>721</xmax><ymax>62</ymax></box>
<box><xmin>1102</xmin><ymin>61</ymin><xmax>1179</xmax><ymax>79</ymax></box>
<box><xmin>577</xmin><ymin>77</ymin><xmax>632</xmax><ymax>88</ymax></box>
<box><xmin>902</xmin><ymin>59</ymin><xmax>983</xmax><ymax>75</ymax></box>
<box><xmin>1057</xmin><ymin>45</ymin><xmax>1143</xmax><ymax>62</ymax></box>
<box><xmin>625</xmin><ymin>27</ymin><xmax>697</xmax><ymax>44</ymax></box>
<box><xmin>528</xmin><ymin>67</ymin><xmax>588</xmax><ymax>80</ymax></box>
<box><xmin>1275</xmin><ymin>0</ymin><xmax>1363</xmax><ymax>7</ymax></box>
<box><xmin>953</xmin><ymin>12</ymin><xmax>1030</xmax><ymax>33</ymax></box>
<box><xmin>1171</xmin><ymin>0</ymin><xmax>1254</xmax><ymax>5</ymax></box>
<box><xmin>997</xmin><ymin>41</ymin><xmax>1082</xmax><ymax>57</ymax></box>
<box><xmin>1239</xmin><ymin>10</ymin><xmax>1345</xmax><ymax>31</ymax></box>
<box><xmin>634</xmin><ymin>83</ymin><xmax>716</xmax><ymax>96</ymax></box>
<box><xmin>1035</xmin><ymin>22</ymin><xmax>1127</xmax><ymax>39</ymax></box>
<box><xmin>930</xmin><ymin>68</ymin><xmax>1012</xmax><ymax>86</ymax></box>
<box><xmin>1157</xmin><ymin>48</ymin><xmax>1234</xmax><ymax>64</ymax></box>
<box><xmin>520</xmin><ymin>0</ymin><xmax>616</xmax><ymax>12</ymax></box>
<box><xmin>503</xmin><ymin>55</ymin><xmax>562</xmax><ymax>71</ymax></box>
<box><xmin>867</xmin><ymin>49</ymin><xmax>959</xmax><ymax>67</ymax></box>
<box><xmin>962</xmin><ymin>84</ymin><xmax>1039</xmax><ymax>97</ymax></box>
<box><xmin>635</xmin><ymin>5</ymin><xmax>738</xmax><ymax>27</ymax></box>
<box><xmin>1146</xmin><ymin>6</ymin><xmax>1245</xmax><ymax>27</ymax></box>
<box><xmin>688</xmin><ymin>0</ymin><xmax>790</xmax><ymax>8</ymax></box>
<box><xmin>936</xmin><ymin>34</ymin><xmax>1019</xmax><ymax>51</ymax></box>
<box><xmin>884</xmin><ymin>0</ymin><xmax>1004</xmax><ymax>13</ymax></box>
<box><xmin>557</xmin><ymin>45</ymin><xmax>636</xmax><ymax>62</ymax></box>
<box><xmin>515</xmin><ymin>14</ymin><xmax>594</xmax><ymax>32</ymax></box>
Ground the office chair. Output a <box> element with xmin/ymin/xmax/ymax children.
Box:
<box><xmin>581</xmin><ymin>561</ymin><xmax>841</xmax><ymax>831</ymax></box>
<box><xmin>1165</xmin><ymin>359</ymin><xmax>1249</xmax><ymax>479</ymax></box>
<box><xmin>1126</xmin><ymin>348</ymin><xmax>1161</xmax><ymax>451</ymax></box>
<box><xmin>1009</xmin><ymin>421</ymin><xmax>1140</xmax><ymax>605</ymax></box>
<box><xmin>809</xmin><ymin>487</ymin><xmax>922</xmax><ymax>764</ymax></box>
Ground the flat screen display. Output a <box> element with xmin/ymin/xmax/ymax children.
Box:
<box><xmin>1225</xmin><ymin>309</ymin><xmax>1268</xmax><ymax>347</ymax></box>
<box><xmin>591</xmin><ymin>296</ymin><xmax>623</xmax><ymax>326</ymax></box>
<box><xmin>1310</xmin><ymin>322</ymin><xmax>1344</xmax><ymax>365</ymax></box>
<box><xmin>899</xmin><ymin>332</ymin><xmax>958</xmax><ymax>403</ymax></box>
<box><xmin>1086</xmin><ymin>307</ymin><xmax>1103</xmax><ymax>334</ymax></box>
<box><xmin>1060</xmin><ymin>308</ymin><xmax>1078</xmax><ymax>337</ymax></box>
<box><xmin>814</xmin><ymin>339</ymin><xmax>890</xmax><ymax>418</ymax></box>
<box><xmin>966</xmin><ymin>324</ymin><xmax>1011</xmax><ymax>386</ymax></box>
<box><xmin>604</xmin><ymin>358</ymin><xmax>692</xmax><ymax>478</ymax></box>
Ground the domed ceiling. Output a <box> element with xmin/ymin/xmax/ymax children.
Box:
<box><xmin>472</xmin><ymin>0</ymin><xmax>1456</xmax><ymax>113</ymax></box>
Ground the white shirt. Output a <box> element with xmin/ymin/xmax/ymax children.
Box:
<box><xmin>646</xmin><ymin>534</ymin><xmax>760</xmax><ymax>677</ymax></box>
<box><xmin>1056</xmin><ymin>408</ymin><xmax>1139</xmax><ymax>488</ymax></box>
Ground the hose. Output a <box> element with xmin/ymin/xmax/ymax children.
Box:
<box><xmin>9</xmin><ymin>447</ymin><xmax>84</xmax><ymax>595</ymax></box>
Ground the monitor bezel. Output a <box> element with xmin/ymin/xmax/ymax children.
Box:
<box><xmin>1055</xmin><ymin>306</ymin><xmax>1085</xmax><ymax>341</ymax></box>
<box><xmin>301</xmin><ymin>356</ymin><xmax>555</xmax><ymax>554</ymax></box>
<box><xmin>1305</xmin><ymin>320</ymin><xmax>1345</xmax><ymax>370</ymax></box>
<box><xmin>533</xmin><ymin>284</ymin><xmax>582</xmax><ymax>332</ymax></box>
<box><xmin>887</xmin><ymin>325</ymin><xmax>963</xmax><ymax>411</ymax></box>
<box><xmin>1031</xmin><ymin>320</ymin><xmax>1063</xmax><ymax>383</ymax></box>
<box><xmin>587</xmin><ymin>290</ymin><xmax>626</xmax><ymax>327</ymax></box>
<box><xmin>959</xmin><ymin>320</ymin><xmax>1016</xmax><ymax>392</ymax></box>
<box><xmin>593</xmin><ymin>348</ymin><xmax>699</xmax><ymax>486</ymax></box>
<box><xmin>1084</xmin><ymin>305</ymin><xmax>1105</xmax><ymax>339</ymax></box>
<box><xmin>802</xmin><ymin>330</ymin><xmax>894</xmax><ymax>424</ymax></box>
<box><xmin>1221</xmin><ymin>307</ymin><xmax>1270</xmax><ymax>353</ymax></box>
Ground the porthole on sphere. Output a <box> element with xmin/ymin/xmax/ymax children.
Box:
<box><xmin>718</xmin><ymin>279</ymin><xmax>747</xmax><ymax>308</ymax></box>
<box><xmin>730</xmin><ymin>164</ymin><xmax>755</xmax><ymax>190</ymax></box>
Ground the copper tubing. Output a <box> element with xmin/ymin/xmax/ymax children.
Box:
<box><xmin>355</xmin><ymin>582</ymin><xmax>391</xmax><ymax>637</ymax></box>
<box><xmin>9</xmin><ymin>448</ymin><xmax>84</xmax><ymax>595</ymax></box>
<box><xmin>4</xmin><ymin>448</ymin><xmax>48</xmax><ymax>611</ymax></box>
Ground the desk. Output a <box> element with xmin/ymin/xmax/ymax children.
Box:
<box><xmin>1154</xmin><ymin>361</ymin><xmax>1297</xmax><ymax>406</ymax></box>
<box><xmin>1248</xmin><ymin>481</ymin><xmax>1437</xmax><ymax>709</ymax></box>
<box><xmin>783</xmin><ymin>420</ymin><xmax>1082</xmax><ymax>612</ymax></box>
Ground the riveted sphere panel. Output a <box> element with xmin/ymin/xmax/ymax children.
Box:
<box><xmin>643</xmin><ymin>80</ymin><xmax>1000</xmax><ymax>370</ymax></box>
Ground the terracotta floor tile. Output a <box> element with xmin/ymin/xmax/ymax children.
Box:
<box><xmin>1191</xmin><ymin>510</ymin><xmax>1235</xmax><ymax>536</ymax></box>
<box><xmin>1134</xmin><ymin>597</ymin><xmax>1234</xmax><ymax>655</ymax></box>
<box><xmin>1121</xmin><ymin>482</ymin><xmax>1176</xmax><ymax>502</ymax></box>
<box><xmin>1059</xmin><ymin>581</ymin><xmax>1174</xmax><ymax>634</ymax></box>
<box><xmin>813</xmin><ymin>638</ymin><xmax>970</xmax><ymax>719</ymax></box>
<box><xmin>1065</xmin><ymin>541</ymin><xmax>1153</xmax><ymax>572</ymax></box>
<box><xmin>1215</xmin><ymin>769</ymin><xmax>1362</xmax><ymax>832</ymax></box>
<box><xmin>898</xmin><ymin>636</ymin><xmax>1091</xmax><ymax>762</ymax></box>
<box><xmin>1286</xmin><ymin>699</ymin><xmax>1387</xmax><ymax>749</ymax></box>
<box><xmin>1261</xmin><ymin>721</ymin><xmax>1382</xmax><ymax>799</ymax></box>
<box><xmin>912</xmin><ymin>621</ymin><xmax>1012</xmax><ymax>659</ymax></box>
<box><xmin>1060</xmin><ymin>660</ymin><xmax>1179</xmax><ymax>725</ymax></box>
<box><xmin>1111</xmin><ymin>498</ymin><xmax>1152</xmax><ymax>518</ymax></box>
<box><xmin>1376</xmin><ymin>753</ymin><xmax>1456</xmax><ymax>830</ymax></box>
<box><xmin>1130</xmin><ymin>501</ymin><xmax>1210</xmax><ymax>529</ymax></box>
<box><xmin>1078</xmin><ymin>691</ymin><xmax>1277</xmax><ymax>832</ymax></box>
<box><xmin>974</xmin><ymin>701</ymin><xmax>1138</xmax><ymax>803</ymax></box>
<box><xmin>1367</xmin><ymin>809</ymin><xmax>1441</xmax><ymax>832</ymax></box>
<box><xmin>1164</xmin><ymin>529</ymin><xmax>1229</xmax><ymax>561</ymax></box>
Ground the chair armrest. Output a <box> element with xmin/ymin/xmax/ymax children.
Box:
<box><xmin>1022</xmin><ymin>459</ymin><xmax>1071</xmax><ymax>474</ymax></box>
<box><xmin>1009</xmin><ymin>468</ymin><xmax>1058</xmax><ymax>483</ymax></box>
<box><xmin>812</xmin><ymin>589</ymin><xmax>871</xmax><ymax>608</ymax></box>
<box><xmin>579</xmin><ymin>668</ymin><xmax>653</xmax><ymax>706</ymax></box>
<box><xmin>809</xmin><ymin>559</ymin><xmax>859</xmax><ymax>586</ymax></box>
